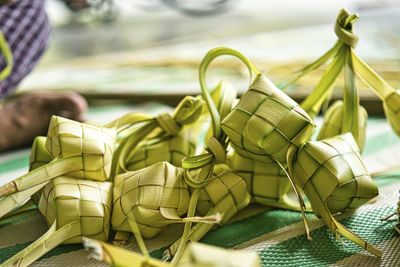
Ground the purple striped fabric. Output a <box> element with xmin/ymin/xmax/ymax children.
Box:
<box><xmin>0</xmin><ymin>0</ymin><xmax>51</xmax><ymax>99</ymax></box>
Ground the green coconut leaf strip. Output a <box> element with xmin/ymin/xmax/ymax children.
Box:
<box><xmin>171</xmin><ymin>189</ymin><xmax>201</xmax><ymax>264</ymax></box>
<box><xmin>110</xmin><ymin>96</ymin><xmax>204</xmax><ymax>177</ymax></box>
<box><xmin>0</xmin><ymin>182</ymin><xmax>45</xmax><ymax>219</ymax></box>
<box><xmin>127</xmin><ymin>211</ymin><xmax>150</xmax><ymax>257</ymax></box>
<box><xmin>111</xmin><ymin>121</ymin><xmax>158</xmax><ymax>176</ymax></box>
<box><xmin>0</xmin><ymin>198</ymin><xmax>37</xmax><ymax>224</ymax></box>
<box><xmin>0</xmin><ymin>155</ymin><xmax>86</xmax><ymax>199</ymax></box>
<box><xmin>300</xmin><ymin>46</ymin><xmax>346</xmax><ymax>117</ymax></box>
<box><xmin>198</xmin><ymin>47</ymin><xmax>259</xmax><ymax>139</ymax></box>
<box><xmin>1</xmin><ymin>220</ymin><xmax>81</xmax><ymax>267</ymax></box>
<box><xmin>352</xmin><ymin>52</ymin><xmax>394</xmax><ymax>100</ymax></box>
<box><xmin>276</xmin><ymin>159</ymin><xmax>311</xmax><ymax>240</ymax></box>
<box><xmin>278</xmin><ymin>42</ymin><xmax>342</xmax><ymax>90</ymax></box>
<box><xmin>0</xmin><ymin>30</ymin><xmax>13</xmax><ymax>81</ymax></box>
<box><xmin>104</xmin><ymin>112</ymin><xmax>154</xmax><ymax>133</ymax></box>
<box><xmin>342</xmin><ymin>47</ymin><xmax>359</xmax><ymax>142</ymax></box>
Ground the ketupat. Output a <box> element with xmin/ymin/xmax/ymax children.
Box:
<box><xmin>222</xmin><ymin>72</ymin><xmax>315</xmax><ymax>164</ymax></box>
<box><xmin>165</xmin><ymin>164</ymin><xmax>251</xmax><ymax>259</ymax></box>
<box><xmin>1</xmin><ymin>176</ymin><xmax>113</xmax><ymax>267</ymax></box>
<box><xmin>288</xmin><ymin>133</ymin><xmax>380</xmax><ymax>256</ymax></box>
<box><xmin>111</xmin><ymin>161</ymin><xmax>220</xmax><ymax>256</ymax></box>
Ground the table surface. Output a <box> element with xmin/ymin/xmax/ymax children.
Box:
<box><xmin>0</xmin><ymin>103</ymin><xmax>400</xmax><ymax>267</ymax></box>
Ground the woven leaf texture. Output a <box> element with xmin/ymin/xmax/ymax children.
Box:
<box><xmin>222</xmin><ymin>73</ymin><xmax>315</xmax><ymax>163</ymax></box>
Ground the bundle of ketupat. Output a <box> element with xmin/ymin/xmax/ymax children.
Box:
<box><xmin>1</xmin><ymin>176</ymin><xmax>113</xmax><ymax>267</ymax></box>
<box><xmin>0</xmin><ymin>116</ymin><xmax>116</xmax><ymax>218</ymax></box>
<box><xmin>83</xmin><ymin>238</ymin><xmax>261</xmax><ymax>267</ymax></box>
<box><xmin>2</xmin><ymin>7</ymin><xmax>396</xmax><ymax>264</ymax></box>
<box><xmin>288</xmin><ymin>133</ymin><xmax>380</xmax><ymax>256</ymax></box>
<box><xmin>191</xmin><ymin>44</ymin><xmax>381</xmax><ymax>255</ymax></box>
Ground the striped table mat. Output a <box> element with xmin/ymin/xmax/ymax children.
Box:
<box><xmin>0</xmin><ymin>103</ymin><xmax>399</xmax><ymax>267</ymax></box>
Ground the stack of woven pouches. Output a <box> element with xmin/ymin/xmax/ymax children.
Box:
<box><xmin>2</xmin><ymin>8</ymin><xmax>400</xmax><ymax>266</ymax></box>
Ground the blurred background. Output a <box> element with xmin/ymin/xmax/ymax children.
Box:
<box><xmin>17</xmin><ymin>0</ymin><xmax>400</xmax><ymax>112</ymax></box>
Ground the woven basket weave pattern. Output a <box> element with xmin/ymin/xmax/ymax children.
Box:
<box><xmin>112</xmin><ymin>162</ymin><xmax>190</xmax><ymax>238</ymax></box>
<box><xmin>222</xmin><ymin>74</ymin><xmax>315</xmax><ymax>163</ymax></box>
<box><xmin>292</xmin><ymin>133</ymin><xmax>378</xmax><ymax>216</ymax></box>
<box><xmin>194</xmin><ymin>164</ymin><xmax>251</xmax><ymax>223</ymax></box>
<box><xmin>38</xmin><ymin>176</ymin><xmax>113</xmax><ymax>244</ymax></box>
<box><xmin>45</xmin><ymin>116</ymin><xmax>116</xmax><ymax>181</ymax></box>
<box><xmin>126</xmin><ymin>128</ymin><xmax>197</xmax><ymax>171</ymax></box>
<box><xmin>227</xmin><ymin>150</ymin><xmax>290</xmax><ymax>205</ymax></box>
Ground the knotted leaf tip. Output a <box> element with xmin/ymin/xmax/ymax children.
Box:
<box><xmin>174</xmin><ymin>96</ymin><xmax>204</xmax><ymax>125</ymax></box>
<box><xmin>335</xmin><ymin>9</ymin><xmax>359</xmax><ymax>48</ymax></box>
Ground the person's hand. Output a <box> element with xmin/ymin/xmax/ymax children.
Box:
<box><xmin>0</xmin><ymin>91</ymin><xmax>88</xmax><ymax>152</ymax></box>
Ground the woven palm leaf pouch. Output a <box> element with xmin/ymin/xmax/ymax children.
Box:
<box><xmin>45</xmin><ymin>115</ymin><xmax>116</xmax><ymax>181</ymax></box>
<box><xmin>1</xmin><ymin>176</ymin><xmax>113</xmax><ymax>267</ymax></box>
<box><xmin>222</xmin><ymin>73</ymin><xmax>315</xmax><ymax>164</ymax></box>
<box><xmin>0</xmin><ymin>116</ymin><xmax>116</xmax><ymax>220</ymax></box>
<box><xmin>112</xmin><ymin>161</ymin><xmax>219</xmax><ymax>257</ymax></box>
<box><xmin>193</xmin><ymin>47</ymin><xmax>315</xmax><ymax>165</ymax></box>
<box><xmin>165</xmin><ymin>164</ymin><xmax>250</xmax><ymax>259</ymax></box>
<box><xmin>289</xmin><ymin>133</ymin><xmax>381</xmax><ymax>257</ymax></box>
<box><xmin>112</xmin><ymin>161</ymin><xmax>191</xmax><ymax>239</ymax></box>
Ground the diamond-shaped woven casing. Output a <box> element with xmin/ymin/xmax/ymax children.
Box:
<box><xmin>291</xmin><ymin>133</ymin><xmax>378</xmax><ymax>216</ymax></box>
<box><xmin>221</xmin><ymin>74</ymin><xmax>315</xmax><ymax>163</ymax></box>
<box><xmin>125</xmin><ymin>128</ymin><xmax>197</xmax><ymax>171</ymax></box>
<box><xmin>227</xmin><ymin>149</ymin><xmax>291</xmax><ymax>207</ymax></box>
<box><xmin>38</xmin><ymin>176</ymin><xmax>113</xmax><ymax>244</ymax></box>
<box><xmin>112</xmin><ymin>162</ymin><xmax>189</xmax><ymax>238</ymax></box>
<box><xmin>45</xmin><ymin>116</ymin><xmax>116</xmax><ymax>181</ymax></box>
<box><xmin>383</xmin><ymin>90</ymin><xmax>400</xmax><ymax>136</ymax></box>
<box><xmin>317</xmin><ymin>100</ymin><xmax>367</xmax><ymax>151</ymax></box>
<box><xmin>194</xmin><ymin>164</ymin><xmax>250</xmax><ymax>223</ymax></box>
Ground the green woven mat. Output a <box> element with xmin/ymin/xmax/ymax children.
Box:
<box><xmin>0</xmin><ymin>104</ymin><xmax>399</xmax><ymax>267</ymax></box>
